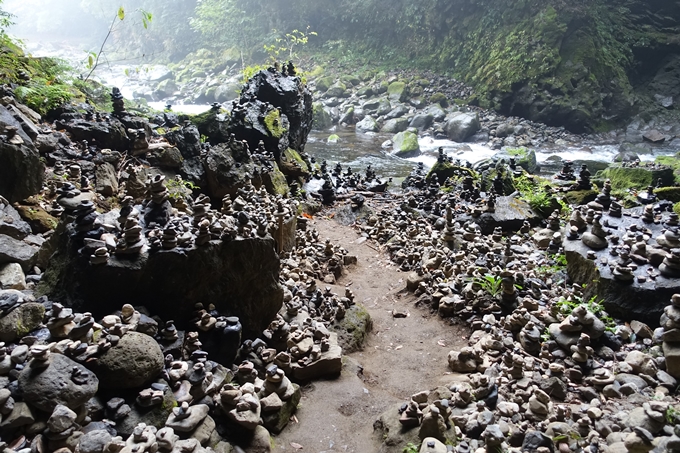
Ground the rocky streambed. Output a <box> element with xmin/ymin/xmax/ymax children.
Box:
<box><xmin>1</xmin><ymin>61</ymin><xmax>680</xmax><ymax>453</ymax></box>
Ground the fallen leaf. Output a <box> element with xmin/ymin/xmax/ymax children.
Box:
<box><xmin>290</xmin><ymin>442</ymin><xmax>304</xmax><ymax>450</ymax></box>
<box><xmin>437</xmin><ymin>340</ymin><xmax>446</xmax><ymax>347</ymax></box>
<box><xmin>302</xmin><ymin>212</ymin><xmax>314</xmax><ymax>219</ymax></box>
<box><xmin>395</xmin><ymin>345</ymin><xmax>403</xmax><ymax>350</ymax></box>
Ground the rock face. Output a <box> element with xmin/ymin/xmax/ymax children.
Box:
<box><xmin>0</xmin><ymin>105</ymin><xmax>44</xmax><ymax>203</ymax></box>
<box><xmin>18</xmin><ymin>353</ymin><xmax>99</xmax><ymax>413</ymax></box>
<box><xmin>40</xmin><ymin>232</ymin><xmax>283</xmax><ymax>337</ymax></box>
<box><xmin>88</xmin><ymin>331</ymin><xmax>164</xmax><ymax>389</ymax></box>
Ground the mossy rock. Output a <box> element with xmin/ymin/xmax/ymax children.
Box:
<box><xmin>315</xmin><ymin>76</ymin><xmax>335</xmax><ymax>93</ymax></box>
<box><xmin>429</xmin><ymin>92</ymin><xmax>449</xmax><ymax>107</ymax></box>
<box><xmin>340</xmin><ymin>75</ymin><xmax>361</xmax><ymax>86</ymax></box>
<box><xmin>325</xmin><ymin>81</ymin><xmax>347</xmax><ymax>98</ymax></box>
<box><xmin>596</xmin><ymin>165</ymin><xmax>675</xmax><ymax>191</ymax></box>
<box><xmin>427</xmin><ymin>161</ymin><xmax>476</xmax><ymax>185</ymax></box>
<box><xmin>260</xmin><ymin>166</ymin><xmax>289</xmax><ymax>196</ymax></box>
<box><xmin>0</xmin><ymin>302</ymin><xmax>45</xmax><ymax>342</ymax></box>
<box><xmin>387</xmin><ymin>81</ymin><xmax>408</xmax><ymax>102</ymax></box>
<box><xmin>655</xmin><ymin>187</ymin><xmax>680</xmax><ymax>203</ymax></box>
<box><xmin>307</xmin><ymin>65</ymin><xmax>325</xmax><ymax>78</ymax></box>
<box><xmin>15</xmin><ymin>202</ymin><xmax>59</xmax><ymax>233</ymax></box>
<box><xmin>312</xmin><ymin>102</ymin><xmax>332</xmax><ymax>130</ymax></box>
<box><xmin>655</xmin><ymin>154</ymin><xmax>680</xmax><ymax>184</ymax></box>
<box><xmin>332</xmin><ymin>304</ymin><xmax>372</xmax><ymax>353</ymax></box>
<box><xmin>506</xmin><ymin>147</ymin><xmax>538</xmax><ymax>174</ymax></box>
<box><xmin>563</xmin><ymin>189</ymin><xmax>598</xmax><ymax>206</ymax></box>
<box><xmin>392</xmin><ymin>131</ymin><xmax>420</xmax><ymax>158</ymax></box>
<box><xmin>262</xmin><ymin>383</ymin><xmax>301</xmax><ymax>434</ymax></box>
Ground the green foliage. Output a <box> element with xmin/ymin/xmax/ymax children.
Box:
<box><xmin>240</xmin><ymin>64</ymin><xmax>266</xmax><ymax>85</ymax></box>
<box><xmin>512</xmin><ymin>175</ymin><xmax>553</xmax><ymax>212</ymax></box>
<box><xmin>556</xmin><ymin>293</ymin><xmax>616</xmax><ymax>333</ymax></box>
<box><xmin>666</xmin><ymin>405</ymin><xmax>679</xmax><ymax>425</ymax></box>
<box><xmin>403</xmin><ymin>442</ymin><xmax>420</xmax><ymax>453</ymax></box>
<box><xmin>263</xmin><ymin>26</ymin><xmax>317</xmax><ymax>62</ymax></box>
<box><xmin>166</xmin><ymin>177</ymin><xmax>199</xmax><ymax>201</ymax></box>
<box><xmin>475</xmin><ymin>274</ymin><xmax>502</xmax><ymax>299</ymax></box>
<box><xmin>15</xmin><ymin>80</ymin><xmax>74</xmax><ymax>115</ymax></box>
<box><xmin>84</xmin><ymin>6</ymin><xmax>153</xmax><ymax>82</ymax></box>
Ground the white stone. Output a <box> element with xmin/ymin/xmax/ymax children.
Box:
<box><xmin>0</xmin><ymin>263</ymin><xmax>26</xmax><ymax>290</ymax></box>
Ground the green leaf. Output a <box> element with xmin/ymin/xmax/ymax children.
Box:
<box><xmin>88</xmin><ymin>54</ymin><xmax>94</xmax><ymax>68</ymax></box>
<box><xmin>117</xmin><ymin>6</ymin><xmax>125</xmax><ymax>21</ymax></box>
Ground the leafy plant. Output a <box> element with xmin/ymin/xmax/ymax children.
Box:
<box><xmin>263</xmin><ymin>26</ymin><xmax>317</xmax><ymax>62</ymax></box>
<box><xmin>512</xmin><ymin>175</ymin><xmax>553</xmax><ymax>212</ymax></box>
<box><xmin>403</xmin><ymin>442</ymin><xmax>420</xmax><ymax>453</ymax></box>
<box><xmin>555</xmin><ymin>293</ymin><xmax>616</xmax><ymax>333</ymax></box>
<box><xmin>666</xmin><ymin>405</ymin><xmax>679</xmax><ymax>424</ymax></box>
<box><xmin>15</xmin><ymin>79</ymin><xmax>75</xmax><ymax>115</ymax></box>
<box><xmin>84</xmin><ymin>6</ymin><xmax>152</xmax><ymax>82</ymax></box>
<box><xmin>475</xmin><ymin>274</ymin><xmax>503</xmax><ymax>299</ymax></box>
<box><xmin>166</xmin><ymin>177</ymin><xmax>198</xmax><ymax>201</ymax></box>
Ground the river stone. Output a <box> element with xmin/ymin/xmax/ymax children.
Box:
<box><xmin>0</xmin><ymin>301</ymin><xmax>44</xmax><ymax>342</ymax></box>
<box><xmin>240</xmin><ymin>425</ymin><xmax>271</xmax><ymax>453</ymax></box>
<box><xmin>325</xmin><ymin>81</ymin><xmax>347</xmax><ymax>98</ymax></box>
<box><xmin>409</xmin><ymin>113</ymin><xmax>434</xmax><ymax>130</ymax></box>
<box><xmin>381</xmin><ymin>117</ymin><xmax>409</xmax><ymax>133</ymax></box>
<box><xmin>356</xmin><ymin>115</ymin><xmax>379</xmax><ymax>132</ymax></box>
<box><xmin>0</xmin><ymin>105</ymin><xmax>44</xmax><ymax>203</ymax></box>
<box><xmin>88</xmin><ymin>331</ymin><xmax>163</xmax><ymax>389</ymax></box>
<box><xmin>445</xmin><ymin>112</ymin><xmax>480</xmax><ymax>142</ymax></box>
<box><xmin>290</xmin><ymin>332</ymin><xmax>342</xmax><ymax>381</ymax></box>
<box><xmin>387</xmin><ymin>81</ymin><xmax>408</xmax><ymax>102</ymax></box>
<box><xmin>47</xmin><ymin>404</ymin><xmax>77</xmax><ymax>433</ymax></box>
<box><xmin>114</xmin><ymin>382</ymin><xmax>176</xmax><ymax>438</ymax></box>
<box><xmin>0</xmin><ymin>262</ymin><xmax>26</xmax><ymax>290</ymax></box>
<box><xmin>19</xmin><ymin>353</ymin><xmax>99</xmax><ymax>413</ymax></box>
<box><xmin>0</xmin><ymin>401</ymin><xmax>34</xmax><ymax>430</ymax></box>
<box><xmin>392</xmin><ymin>131</ymin><xmax>421</xmax><ymax>158</ymax></box>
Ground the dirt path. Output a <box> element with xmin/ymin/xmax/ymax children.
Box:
<box><xmin>272</xmin><ymin>214</ymin><xmax>468</xmax><ymax>453</ymax></box>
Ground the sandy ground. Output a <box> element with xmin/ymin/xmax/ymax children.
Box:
<box><xmin>271</xmin><ymin>213</ymin><xmax>468</xmax><ymax>453</ymax></box>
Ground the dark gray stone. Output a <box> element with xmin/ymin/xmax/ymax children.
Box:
<box><xmin>18</xmin><ymin>353</ymin><xmax>99</xmax><ymax>413</ymax></box>
<box><xmin>0</xmin><ymin>234</ymin><xmax>40</xmax><ymax>271</ymax></box>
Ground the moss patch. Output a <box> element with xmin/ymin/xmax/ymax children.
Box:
<box><xmin>264</xmin><ymin>108</ymin><xmax>286</xmax><ymax>138</ymax></box>
<box><xmin>427</xmin><ymin>161</ymin><xmax>476</xmax><ymax>185</ymax></box>
<box><xmin>655</xmin><ymin>187</ymin><xmax>680</xmax><ymax>203</ymax></box>
<box><xmin>332</xmin><ymin>304</ymin><xmax>372</xmax><ymax>353</ymax></box>
<box><xmin>596</xmin><ymin>165</ymin><xmax>675</xmax><ymax>191</ymax></box>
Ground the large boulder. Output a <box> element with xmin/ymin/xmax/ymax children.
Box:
<box><xmin>0</xmin><ymin>198</ymin><xmax>31</xmax><ymax>239</ymax></box>
<box><xmin>392</xmin><ymin>131</ymin><xmax>421</xmax><ymax>158</ymax></box>
<box><xmin>87</xmin><ymin>331</ymin><xmax>164</xmax><ymax>389</ymax></box>
<box><xmin>58</xmin><ymin>118</ymin><xmax>129</xmax><ymax>152</ymax></box>
<box><xmin>0</xmin><ymin>234</ymin><xmax>40</xmax><ymax>271</ymax></box>
<box><xmin>18</xmin><ymin>353</ymin><xmax>99</xmax><ymax>413</ymax></box>
<box><xmin>40</xmin><ymin>229</ymin><xmax>283</xmax><ymax>338</ymax></box>
<box><xmin>356</xmin><ymin>115</ymin><xmax>379</xmax><ymax>132</ymax></box>
<box><xmin>381</xmin><ymin>118</ymin><xmax>409</xmax><ymax>133</ymax></box>
<box><xmin>237</xmin><ymin>69</ymin><xmax>313</xmax><ymax>158</ymax></box>
<box><xmin>0</xmin><ymin>105</ymin><xmax>44</xmax><ymax>203</ymax></box>
<box><xmin>445</xmin><ymin>112</ymin><xmax>480</xmax><ymax>142</ymax></box>
<box><xmin>596</xmin><ymin>164</ymin><xmax>675</xmax><ymax>191</ymax></box>
<box><xmin>204</xmin><ymin>141</ymin><xmax>259</xmax><ymax>199</ymax></box>
<box><xmin>565</xmin><ymin>209</ymin><xmax>680</xmax><ymax>325</ymax></box>
<box><xmin>387</xmin><ymin>81</ymin><xmax>408</xmax><ymax>102</ymax></box>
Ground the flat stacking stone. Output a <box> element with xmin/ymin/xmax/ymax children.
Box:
<box><xmin>290</xmin><ymin>332</ymin><xmax>343</xmax><ymax>381</ymax></box>
<box><xmin>0</xmin><ymin>199</ymin><xmax>31</xmax><ymax>239</ymax></box>
<box><xmin>461</xmin><ymin>195</ymin><xmax>541</xmax><ymax>235</ymax></box>
<box><xmin>166</xmin><ymin>404</ymin><xmax>210</xmax><ymax>432</ymax></box>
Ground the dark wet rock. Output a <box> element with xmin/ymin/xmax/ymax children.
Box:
<box><xmin>114</xmin><ymin>383</ymin><xmax>176</xmax><ymax>437</ymax></box>
<box><xmin>521</xmin><ymin>430</ymin><xmax>554</xmax><ymax>452</ymax></box>
<box><xmin>87</xmin><ymin>331</ymin><xmax>164</xmax><ymax>389</ymax></box>
<box><xmin>238</xmin><ymin>69</ymin><xmax>313</xmax><ymax>159</ymax></box>
<box><xmin>204</xmin><ymin>142</ymin><xmax>260</xmax><ymax>199</ymax></box>
<box><xmin>58</xmin><ymin>118</ymin><xmax>129</xmax><ymax>152</ymax></box>
<box><xmin>18</xmin><ymin>353</ymin><xmax>99</xmax><ymax>413</ymax></box>
<box><xmin>165</xmin><ymin>123</ymin><xmax>202</xmax><ymax>159</ymax></box>
<box><xmin>40</xmin><ymin>231</ymin><xmax>283</xmax><ymax>337</ymax></box>
<box><xmin>0</xmin><ymin>105</ymin><xmax>44</xmax><ymax>203</ymax></box>
<box><xmin>565</xmin><ymin>211</ymin><xmax>680</xmax><ymax>325</ymax></box>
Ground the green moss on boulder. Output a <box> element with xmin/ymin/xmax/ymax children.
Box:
<box><xmin>392</xmin><ymin>131</ymin><xmax>420</xmax><ymax>158</ymax></box>
<box><xmin>387</xmin><ymin>81</ymin><xmax>408</xmax><ymax>102</ymax></box>
<box><xmin>332</xmin><ymin>304</ymin><xmax>372</xmax><ymax>353</ymax></box>
<box><xmin>596</xmin><ymin>165</ymin><xmax>675</xmax><ymax>191</ymax></box>
<box><xmin>655</xmin><ymin>187</ymin><xmax>680</xmax><ymax>203</ymax></box>
<box><xmin>427</xmin><ymin>161</ymin><xmax>476</xmax><ymax>185</ymax></box>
